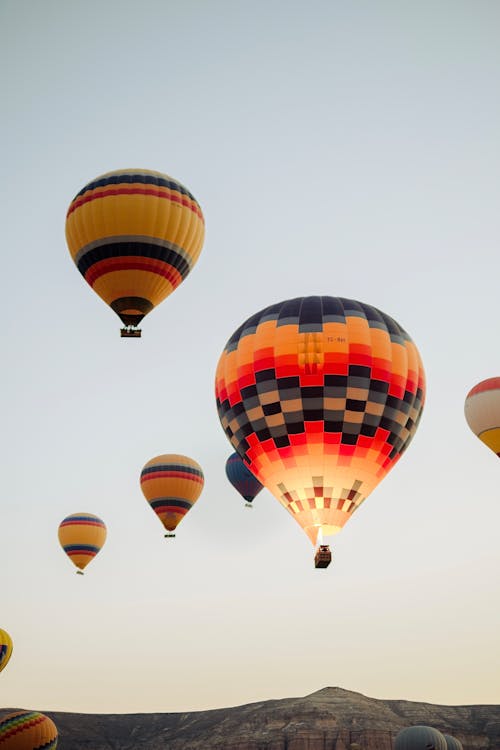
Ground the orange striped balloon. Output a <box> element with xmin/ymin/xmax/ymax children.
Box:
<box><xmin>65</xmin><ymin>169</ymin><xmax>205</xmax><ymax>334</ymax></box>
<box><xmin>58</xmin><ymin>513</ymin><xmax>107</xmax><ymax>573</ymax></box>
<box><xmin>140</xmin><ymin>454</ymin><xmax>204</xmax><ymax>535</ymax></box>
<box><xmin>0</xmin><ymin>711</ymin><xmax>57</xmax><ymax>749</ymax></box>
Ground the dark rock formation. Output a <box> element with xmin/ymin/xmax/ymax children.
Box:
<box><xmin>2</xmin><ymin>687</ymin><xmax>499</xmax><ymax>750</ymax></box>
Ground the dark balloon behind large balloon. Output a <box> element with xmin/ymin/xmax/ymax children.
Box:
<box><xmin>225</xmin><ymin>452</ymin><xmax>263</xmax><ymax>506</ymax></box>
<box><xmin>65</xmin><ymin>169</ymin><xmax>205</xmax><ymax>335</ymax></box>
<box><xmin>216</xmin><ymin>296</ymin><xmax>425</xmax><ymax>548</ymax></box>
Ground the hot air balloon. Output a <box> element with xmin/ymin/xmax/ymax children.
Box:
<box><xmin>65</xmin><ymin>168</ymin><xmax>205</xmax><ymax>337</ymax></box>
<box><xmin>0</xmin><ymin>711</ymin><xmax>58</xmax><ymax>749</ymax></box>
<box><xmin>443</xmin><ymin>736</ymin><xmax>463</xmax><ymax>750</ymax></box>
<box><xmin>0</xmin><ymin>630</ymin><xmax>12</xmax><ymax>674</ymax></box>
<box><xmin>394</xmin><ymin>726</ymin><xmax>447</xmax><ymax>750</ymax></box>
<box><xmin>225</xmin><ymin>452</ymin><xmax>263</xmax><ymax>507</ymax></box>
<box><xmin>215</xmin><ymin>296</ymin><xmax>425</xmax><ymax>568</ymax></box>
<box><xmin>58</xmin><ymin>513</ymin><xmax>107</xmax><ymax>574</ymax></box>
<box><xmin>140</xmin><ymin>454</ymin><xmax>204</xmax><ymax>537</ymax></box>
<box><xmin>464</xmin><ymin>377</ymin><xmax>500</xmax><ymax>457</ymax></box>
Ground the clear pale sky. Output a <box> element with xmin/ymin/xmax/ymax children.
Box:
<box><xmin>1</xmin><ymin>0</ymin><xmax>499</xmax><ymax>715</ymax></box>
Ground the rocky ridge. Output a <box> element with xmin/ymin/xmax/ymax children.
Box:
<box><xmin>3</xmin><ymin>686</ymin><xmax>499</xmax><ymax>750</ymax></box>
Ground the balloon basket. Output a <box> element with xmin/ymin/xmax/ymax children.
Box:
<box><xmin>76</xmin><ymin>570</ymin><xmax>84</xmax><ymax>576</ymax></box>
<box><xmin>314</xmin><ymin>545</ymin><xmax>332</xmax><ymax>569</ymax></box>
<box><xmin>120</xmin><ymin>327</ymin><xmax>142</xmax><ymax>338</ymax></box>
<box><xmin>164</xmin><ymin>533</ymin><xmax>176</xmax><ymax>538</ymax></box>
<box><xmin>245</xmin><ymin>502</ymin><xmax>253</xmax><ymax>508</ymax></box>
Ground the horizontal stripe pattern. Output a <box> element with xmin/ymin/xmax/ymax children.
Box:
<box><xmin>68</xmin><ymin>185</ymin><xmax>203</xmax><ymax>222</ymax></box>
<box><xmin>150</xmin><ymin>498</ymin><xmax>193</xmax><ymax>511</ymax></box>
<box><xmin>59</xmin><ymin>516</ymin><xmax>105</xmax><ymax>527</ymax></box>
<box><xmin>77</xmin><ymin>241</ymin><xmax>191</xmax><ymax>279</ymax></box>
<box><xmin>62</xmin><ymin>544</ymin><xmax>100</xmax><ymax>554</ymax></box>
<box><xmin>70</xmin><ymin>171</ymin><xmax>203</xmax><ymax>219</ymax></box>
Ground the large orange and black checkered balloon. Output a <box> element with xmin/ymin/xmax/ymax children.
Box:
<box><xmin>215</xmin><ymin>296</ymin><xmax>425</xmax><ymax>546</ymax></box>
<box><xmin>65</xmin><ymin>169</ymin><xmax>205</xmax><ymax>330</ymax></box>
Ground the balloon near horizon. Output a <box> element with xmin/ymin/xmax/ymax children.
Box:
<box><xmin>140</xmin><ymin>454</ymin><xmax>204</xmax><ymax>537</ymax></box>
<box><xmin>394</xmin><ymin>725</ymin><xmax>463</xmax><ymax>750</ymax></box>
<box><xmin>65</xmin><ymin>168</ymin><xmax>205</xmax><ymax>337</ymax></box>
<box><xmin>216</xmin><ymin>296</ymin><xmax>425</xmax><ymax>567</ymax></box>
<box><xmin>0</xmin><ymin>711</ymin><xmax>58</xmax><ymax>749</ymax></box>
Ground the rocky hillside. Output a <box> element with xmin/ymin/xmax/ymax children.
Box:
<box><xmin>4</xmin><ymin>687</ymin><xmax>500</xmax><ymax>749</ymax></box>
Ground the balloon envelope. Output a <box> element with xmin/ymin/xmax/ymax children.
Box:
<box><xmin>443</xmin><ymin>734</ymin><xmax>464</xmax><ymax>750</ymax></box>
<box><xmin>464</xmin><ymin>377</ymin><xmax>500</xmax><ymax>457</ymax></box>
<box><xmin>225</xmin><ymin>452</ymin><xmax>263</xmax><ymax>504</ymax></box>
<box><xmin>394</xmin><ymin>726</ymin><xmax>447</xmax><ymax>750</ymax></box>
<box><xmin>140</xmin><ymin>454</ymin><xmax>204</xmax><ymax>533</ymax></box>
<box><xmin>65</xmin><ymin>169</ymin><xmax>205</xmax><ymax>330</ymax></box>
<box><xmin>443</xmin><ymin>735</ymin><xmax>463</xmax><ymax>750</ymax></box>
<box><xmin>0</xmin><ymin>711</ymin><xmax>58</xmax><ymax>749</ymax></box>
<box><xmin>215</xmin><ymin>296</ymin><xmax>425</xmax><ymax>546</ymax></box>
<box><xmin>0</xmin><ymin>629</ymin><xmax>12</xmax><ymax>674</ymax></box>
<box><xmin>58</xmin><ymin>513</ymin><xmax>107</xmax><ymax>572</ymax></box>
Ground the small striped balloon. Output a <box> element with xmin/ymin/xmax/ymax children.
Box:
<box><xmin>140</xmin><ymin>454</ymin><xmax>204</xmax><ymax>535</ymax></box>
<box><xmin>58</xmin><ymin>513</ymin><xmax>107</xmax><ymax>573</ymax></box>
<box><xmin>0</xmin><ymin>711</ymin><xmax>58</xmax><ymax>749</ymax></box>
<box><xmin>0</xmin><ymin>630</ymin><xmax>13</xmax><ymax>675</ymax></box>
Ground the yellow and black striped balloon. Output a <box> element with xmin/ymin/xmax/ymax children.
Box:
<box><xmin>65</xmin><ymin>169</ymin><xmax>205</xmax><ymax>330</ymax></box>
<box><xmin>58</xmin><ymin>513</ymin><xmax>107</xmax><ymax>573</ymax></box>
<box><xmin>140</xmin><ymin>454</ymin><xmax>204</xmax><ymax>534</ymax></box>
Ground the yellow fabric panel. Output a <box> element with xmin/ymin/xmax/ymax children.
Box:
<box><xmin>66</xmin><ymin>187</ymin><xmax>204</xmax><ymax>261</ymax></box>
<box><xmin>57</xmin><ymin>523</ymin><xmax>107</xmax><ymax>549</ymax></box>
<box><xmin>92</xmin><ymin>269</ymin><xmax>176</xmax><ymax>308</ymax></box>
<box><xmin>479</xmin><ymin>427</ymin><xmax>500</xmax><ymax>454</ymax></box>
